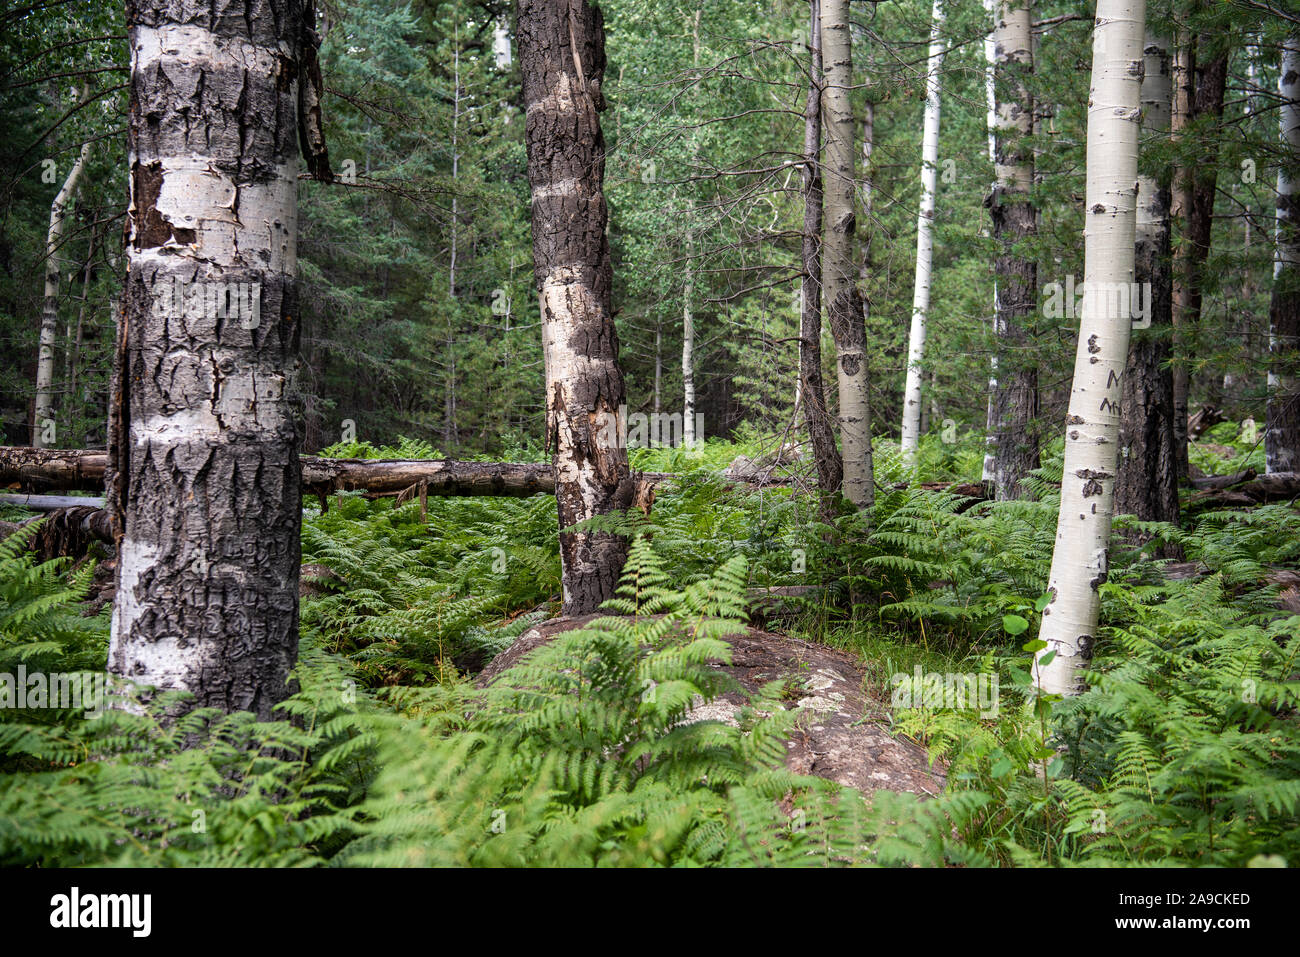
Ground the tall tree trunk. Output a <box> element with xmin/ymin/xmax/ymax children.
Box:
<box><xmin>821</xmin><ymin>0</ymin><xmax>872</xmax><ymax>508</ymax></box>
<box><xmin>1116</xmin><ymin>33</ymin><xmax>1179</xmax><ymax>531</ymax></box>
<box><xmin>1267</xmin><ymin>40</ymin><xmax>1300</xmax><ymax>474</ymax></box>
<box><xmin>33</xmin><ymin>137</ymin><xmax>91</xmax><ymax>448</ymax></box>
<box><xmin>519</xmin><ymin>0</ymin><xmax>632</xmax><ymax>614</ymax></box>
<box><xmin>1035</xmin><ymin>0</ymin><xmax>1146</xmax><ymax>697</ymax></box>
<box><xmin>986</xmin><ymin>0</ymin><xmax>1039</xmax><ymax>500</ymax></box>
<box><xmin>107</xmin><ymin>0</ymin><xmax>317</xmax><ymax>717</ymax></box>
<box><xmin>1172</xmin><ymin>30</ymin><xmax>1228</xmax><ymax>480</ymax></box>
<box><xmin>681</xmin><ymin>8</ymin><xmax>699</xmax><ymax>447</ymax></box>
<box><xmin>981</xmin><ymin>0</ymin><xmax>999</xmax><ymax>483</ymax></box>
<box><xmin>900</xmin><ymin>0</ymin><xmax>945</xmax><ymax>462</ymax></box>
<box><xmin>1168</xmin><ymin>27</ymin><xmax>1193</xmax><ymax>473</ymax></box>
<box><xmin>801</xmin><ymin>0</ymin><xmax>843</xmax><ymax>501</ymax></box>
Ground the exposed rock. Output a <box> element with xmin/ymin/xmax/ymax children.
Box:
<box><xmin>478</xmin><ymin>614</ymin><xmax>945</xmax><ymax>798</ymax></box>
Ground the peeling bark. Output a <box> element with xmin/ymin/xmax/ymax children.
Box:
<box><xmin>519</xmin><ymin>0</ymin><xmax>631</xmax><ymax>614</ymax></box>
<box><xmin>107</xmin><ymin>0</ymin><xmax>312</xmax><ymax>718</ymax></box>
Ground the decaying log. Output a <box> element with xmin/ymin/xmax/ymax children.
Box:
<box><xmin>1189</xmin><ymin>471</ymin><xmax>1300</xmax><ymax>508</ymax></box>
<box><xmin>0</xmin><ymin>447</ymin><xmax>674</xmax><ymax>500</ymax></box>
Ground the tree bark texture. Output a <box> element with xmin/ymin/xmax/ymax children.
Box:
<box><xmin>519</xmin><ymin>0</ymin><xmax>632</xmax><ymax>614</ymax></box>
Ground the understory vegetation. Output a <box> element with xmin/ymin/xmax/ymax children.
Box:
<box><xmin>1</xmin><ymin>428</ymin><xmax>1295</xmax><ymax>867</ymax></box>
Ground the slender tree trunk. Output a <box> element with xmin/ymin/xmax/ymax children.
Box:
<box><xmin>1267</xmin><ymin>40</ymin><xmax>1300</xmax><ymax>474</ymax></box>
<box><xmin>33</xmin><ymin>137</ymin><xmax>91</xmax><ymax>448</ymax></box>
<box><xmin>986</xmin><ymin>0</ymin><xmax>1039</xmax><ymax>500</ymax></box>
<box><xmin>821</xmin><ymin>0</ymin><xmax>872</xmax><ymax>508</ymax></box>
<box><xmin>682</xmin><ymin>238</ymin><xmax>696</xmax><ymax>445</ymax></box>
<box><xmin>107</xmin><ymin>0</ymin><xmax>317</xmax><ymax>717</ymax></box>
<box><xmin>682</xmin><ymin>9</ymin><xmax>700</xmax><ymax>447</ymax></box>
<box><xmin>981</xmin><ymin>0</ymin><xmax>999</xmax><ymax>483</ymax></box>
<box><xmin>1116</xmin><ymin>33</ymin><xmax>1179</xmax><ymax>532</ymax></box>
<box><xmin>900</xmin><ymin>0</ymin><xmax>945</xmax><ymax>461</ymax></box>
<box><xmin>1035</xmin><ymin>0</ymin><xmax>1146</xmax><ymax>697</ymax></box>
<box><xmin>1173</xmin><ymin>32</ymin><xmax>1229</xmax><ymax>480</ymax></box>
<box><xmin>519</xmin><ymin>0</ymin><xmax>632</xmax><ymax>614</ymax></box>
<box><xmin>1169</xmin><ymin>27</ymin><xmax>1194</xmax><ymax>472</ymax></box>
<box><xmin>801</xmin><ymin>0</ymin><xmax>843</xmax><ymax>501</ymax></box>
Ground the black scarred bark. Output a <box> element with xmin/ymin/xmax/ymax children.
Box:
<box><xmin>518</xmin><ymin>0</ymin><xmax>632</xmax><ymax>614</ymax></box>
<box><xmin>799</xmin><ymin>0</ymin><xmax>843</xmax><ymax>509</ymax></box>
<box><xmin>106</xmin><ymin>0</ymin><xmax>318</xmax><ymax>718</ymax></box>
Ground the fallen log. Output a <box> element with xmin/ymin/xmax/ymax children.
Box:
<box><xmin>1188</xmin><ymin>468</ymin><xmax>1255</xmax><ymax>492</ymax></box>
<box><xmin>1188</xmin><ymin>471</ymin><xmax>1300</xmax><ymax>508</ymax></box>
<box><xmin>0</xmin><ymin>446</ymin><xmax>674</xmax><ymax>499</ymax></box>
<box><xmin>0</xmin><ymin>493</ymin><xmax>105</xmax><ymax>510</ymax></box>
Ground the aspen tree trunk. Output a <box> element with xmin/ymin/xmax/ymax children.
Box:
<box><xmin>1034</xmin><ymin>0</ymin><xmax>1146</xmax><ymax>697</ymax></box>
<box><xmin>682</xmin><ymin>237</ymin><xmax>696</xmax><ymax>446</ymax></box>
<box><xmin>1173</xmin><ymin>32</ymin><xmax>1228</xmax><ymax>480</ymax></box>
<box><xmin>33</xmin><ymin>138</ymin><xmax>92</xmax><ymax>448</ymax></box>
<box><xmin>900</xmin><ymin>0</ymin><xmax>945</xmax><ymax>462</ymax></box>
<box><xmin>986</xmin><ymin>0</ymin><xmax>1039</xmax><ymax>500</ymax></box>
<box><xmin>801</xmin><ymin>0</ymin><xmax>844</xmax><ymax>500</ymax></box>
<box><xmin>681</xmin><ymin>8</ymin><xmax>700</xmax><ymax>447</ymax></box>
<box><xmin>108</xmin><ymin>0</ymin><xmax>320</xmax><ymax>717</ymax></box>
<box><xmin>1267</xmin><ymin>40</ymin><xmax>1300</xmax><ymax>474</ymax></box>
<box><xmin>1116</xmin><ymin>33</ymin><xmax>1179</xmax><ymax>529</ymax></box>
<box><xmin>1168</xmin><ymin>28</ymin><xmax>1193</xmax><ymax>471</ymax></box>
<box><xmin>981</xmin><ymin>0</ymin><xmax>999</xmax><ymax>483</ymax></box>
<box><xmin>821</xmin><ymin>0</ymin><xmax>872</xmax><ymax>508</ymax></box>
<box><xmin>519</xmin><ymin>0</ymin><xmax>632</xmax><ymax>614</ymax></box>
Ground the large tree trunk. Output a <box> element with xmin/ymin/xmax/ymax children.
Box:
<box><xmin>985</xmin><ymin>0</ymin><xmax>1039</xmax><ymax>500</ymax></box>
<box><xmin>800</xmin><ymin>0</ymin><xmax>843</xmax><ymax>504</ymax></box>
<box><xmin>1035</xmin><ymin>0</ymin><xmax>1146</xmax><ymax>697</ymax></box>
<box><xmin>899</xmin><ymin>0</ymin><xmax>945</xmax><ymax>462</ymax></box>
<box><xmin>1266</xmin><ymin>40</ymin><xmax>1300</xmax><ymax>474</ymax></box>
<box><xmin>821</xmin><ymin>0</ymin><xmax>872</xmax><ymax>508</ymax></box>
<box><xmin>1115</xmin><ymin>33</ymin><xmax>1179</xmax><ymax>531</ymax></box>
<box><xmin>1172</xmin><ymin>30</ymin><xmax>1228</xmax><ymax>480</ymax></box>
<box><xmin>107</xmin><ymin>0</ymin><xmax>317</xmax><ymax>718</ymax></box>
<box><xmin>33</xmin><ymin>137</ymin><xmax>92</xmax><ymax>449</ymax></box>
<box><xmin>519</xmin><ymin>0</ymin><xmax>631</xmax><ymax>614</ymax></box>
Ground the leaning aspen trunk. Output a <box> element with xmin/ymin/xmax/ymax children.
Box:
<box><xmin>1116</xmin><ymin>33</ymin><xmax>1179</xmax><ymax>531</ymax></box>
<box><xmin>986</xmin><ymin>0</ymin><xmax>1039</xmax><ymax>500</ymax></box>
<box><xmin>1034</xmin><ymin>0</ymin><xmax>1145</xmax><ymax>697</ymax></box>
<box><xmin>107</xmin><ymin>0</ymin><xmax>319</xmax><ymax>717</ymax></box>
<box><xmin>519</xmin><ymin>0</ymin><xmax>632</xmax><ymax>614</ymax></box>
<box><xmin>899</xmin><ymin>0</ymin><xmax>945</xmax><ymax>462</ymax></box>
<box><xmin>821</xmin><ymin>0</ymin><xmax>872</xmax><ymax>508</ymax></box>
<box><xmin>1266</xmin><ymin>41</ymin><xmax>1300</xmax><ymax>475</ymax></box>
<box><xmin>33</xmin><ymin>138</ymin><xmax>92</xmax><ymax>448</ymax></box>
<box><xmin>801</xmin><ymin>0</ymin><xmax>843</xmax><ymax>502</ymax></box>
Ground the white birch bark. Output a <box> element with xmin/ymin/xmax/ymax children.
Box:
<box><xmin>1034</xmin><ymin>0</ymin><xmax>1146</xmax><ymax>697</ymax></box>
<box><xmin>33</xmin><ymin>138</ymin><xmax>92</xmax><ymax>448</ymax></box>
<box><xmin>1266</xmin><ymin>40</ymin><xmax>1300</xmax><ymax>474</ymax></box>
<box><xmin>822</xmin><ymin>0</ymin><xmax>873</xmax><ymax>507</ymax></box>
<box><xmin>982</xmin><ymin>0</ymin><xmax>999</xmax><ymax>482</ymax></box>
<box><xmin>900</xmin><ymin>0</ymin><xmax>946</xmax><ymax>461</ymax></box>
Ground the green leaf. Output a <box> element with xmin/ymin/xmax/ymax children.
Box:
<box><xmin>1002</xmin><ymin>614</ymin><xmax>1029</xmax><ymax>636</ymax></box>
